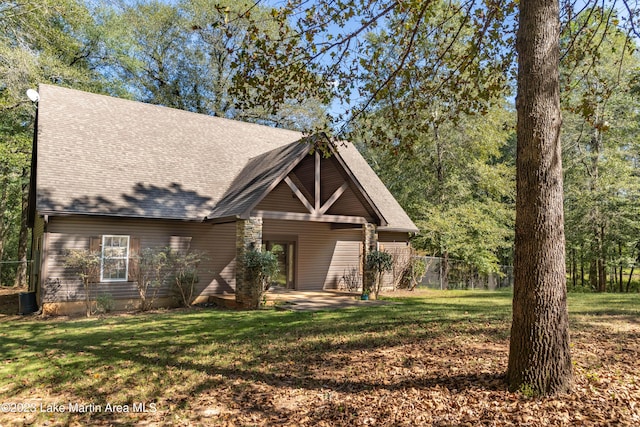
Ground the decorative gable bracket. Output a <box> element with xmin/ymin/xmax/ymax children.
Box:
<box><xmin>283</xmin><ymin>151</ymin><xmax>350</xmax><ymax>216</ymax></box>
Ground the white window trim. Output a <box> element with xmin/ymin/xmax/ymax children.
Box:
<box><xmin>100</xmin><ymin>235</ymin><xmax>130</xmax><ymax>282</ymax></box>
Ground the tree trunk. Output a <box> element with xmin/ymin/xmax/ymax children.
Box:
<box><xmin>598</xmin><ymin>255</ymin><xmax>606</xmax><ymax>292</ymax></box>
<box><xmin>580</xmin><ymin>252</ymin><xmax>584</xmax><ymax>287</ymax></box>
<box><xmin>589</xmin><ymin>258</ymin><xmax>597</xmax><ymax>290</ymax></box>
<box><xmin>618</xmin><ymin>242</ymin><xmax>623</xmax><ymax>293</ymax></box>
<box><xmin>13</xmin><ymin>168</ymin><xmax>30</xmax><ymax>288</ymax></box>
<box><xmin>441</xmin><ymin>251</ymin><xmax>450</xmax><ymax>290</ymax></box>
<box><xmin>0</xmin><ymin>180</ymin><xmax>7</xmax><ymax>287</ymax></box>
<box><xmin>597</xmin><ymin>224</ymin><xmax>607</xmax><ymax>292</ymax></box>
<box><xmin>629</xmin><ymin>247</ymin><xmax>640</xmax><ymax>293</ymax></box>
<box><xmin>508</xmin><ymin>0</ymin><xmax>573</xmax><ymax>395</ymax></box>
<box><xmin>434</xmin><ymin>120</ymin><xmax>450</xmax><ymax>291</ymax></box>
<box><xmin>571</xmin><ymin>248</ymin><xmax>577</xmax><ymax>289</ymax></box>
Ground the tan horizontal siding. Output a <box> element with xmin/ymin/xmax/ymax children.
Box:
<box><xmin>320</xmin><ymin>155</ymin><xmax>346</xmax><ymax>203</ymax></box>
<box><xmin>32</xmin><ymin>216</ymin><xmax>46</xmax><ymax>303</ymax></box>
<box><xmin>291</xmin><ymin>154</ymin><xmax>315</xmax><ymax>196</ymax></box>
<box><xmin>326</xmin><ymin>186</ymin><xmax>374</xmax><ymax>220</ymax></box>
<box><xmin>255</xmin><ymin>180</ymin><xmax>310</xmax><ymax>213</ymax></box>
<box><xmin>378</xmin><ymin>239</ymin><xmax>412</xmax><ymax>288</ymax></box>
<box><xmin>264</xmin><ymin>219</ymin><xmax>363</xmax><ymax>291</ymax></box>
<box><xmin>42</xmin><ymin>216</ymin><xmax>236</xmax><ymax>303</ymax></box>
<box><xmin>33</xmin><ymin>216</ymin><xmax>45</xmax><ymax>240</ymax></box>
<box><xmin>41</xmin><ymin>217</ymin><xmax>412</xmax><ymax>302</ymax></box>
<box><xmin>323</xmin><ymin>155</ymin><xmax>375</xmax><ymax>220</ymax></box>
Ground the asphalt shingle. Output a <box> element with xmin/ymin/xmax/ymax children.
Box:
<box><xmin>34</xmin><ymin>84</ymin><xmax>418</xmax><ymax>232</ymax></box>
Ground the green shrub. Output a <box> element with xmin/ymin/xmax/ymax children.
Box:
<box><xmin>63</xmin><ymin>249</ymin><xmax>101</xmax><ymax>317</ymax></box>
<box><xmin>366</xmin><ymin>250</ymin><xmax>393</xmax><ymax>299</ymax></box>
<box><xmin>405</xmin><ymin>257</ymin><xmax>427</xmax><ymax>290</ymax></box>
<box><xmin>170</xmin><ymin>250</ymin><xmax>204</xmax><ymax>308</ymax></box>
<box><xmin>130</xmin><ymin>248</ymin><xmax>172</xmax><ymax>311</ymax></box>
<box><xmin>519</xmin><ymin>383</ymin><xmax>538</xmax><ymax>398</ymax></box>
<box><xmin>96</xmin><ymin>293</ymin><xmax>114</xmax><ymax>313</ymax></box>
<box><xmin>244</xmin><ymin>249</ymin><xmax>279</xmax><ymax>288</ymax></box>
<box><xmin>243</xmin><ymin>249</ymin><xmax>279</xmax><ymax>308</ymax></box>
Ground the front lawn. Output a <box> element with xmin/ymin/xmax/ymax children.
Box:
<box><xmin>1</xmin><ymin>289</ymin><xmax>638</xmax><ymax>426</ymax></box>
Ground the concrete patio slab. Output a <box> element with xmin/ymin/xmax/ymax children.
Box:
<box><xmin>210</xmin><ymin>288</ymin><xmax>395</xmax><ymax>311</ymax></box>
<box><xmin>268</xmin><ymin>288</ymin><xmax>394</xmax><ymax>311</ymax></box>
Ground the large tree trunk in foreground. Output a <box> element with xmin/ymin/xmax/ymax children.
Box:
<box><xmin>507</xmin><ymin>0</ymin><xmax>573</xmax><ymax>395</ymax></box>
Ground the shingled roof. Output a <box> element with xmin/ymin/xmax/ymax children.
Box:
<box><xmin>32</xmin><ymin>84</ymin><xmax>417</xmax><ymax>232</ymax></box>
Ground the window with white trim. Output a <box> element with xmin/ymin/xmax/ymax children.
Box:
<box><xmin>101</xmin><ymin>235</ymin><xmax>130</xmax><ymax>282</ymax></box>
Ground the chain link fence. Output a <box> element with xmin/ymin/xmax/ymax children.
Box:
<box><xmin>417</xmin><ymin>256</ymin><xmax>513</xmax><ymax>290</ymax></box>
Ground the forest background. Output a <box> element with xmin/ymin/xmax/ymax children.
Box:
<box><xmin>1</xmin><ymin>0</ymin><xmax>639</xmax><ymax>293</ymax></box>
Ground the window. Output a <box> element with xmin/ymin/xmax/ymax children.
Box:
<box><xmin>101</xmin><ymin>235</ymin><xmax>130</xmax><ymax>282</ymax></box>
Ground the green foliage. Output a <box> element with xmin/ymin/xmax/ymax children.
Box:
<box><xmin>240</xmin><ymin>0</ymin><xmax>515</xmax><ymax>135</ymax></box>
<box><xmin>96</xmin><ymin>293</ymin><xmax>115</xmax><ymax>314</ymax></box>
<box><xmin>97</xmin><ymin>0</ymin><xmax>329</xmax><ymax>130</ymax></box>
<box><xmin>402</xmin><ymin>257</ymin><xmax>427</xmax><ymax>291</ymax></box>
<box><xmin>366</xmin><ymin>250</ymin><xmax>393</xmax><ymax>274</ymax></box>
<box><xmin>560</xmin><ymin>7</ymin><xmax>640</xmax><ymax>292</ymax></box>
<box><xmin>244</xmin><ymin>249</ymin><xmax>279</xmax><ymax>291</ymax></box>
<box><xmin>518</xmin><ymin>383</ymin><xmax>538</xmax><ymax>399</ymax></box>
<box><xmin>0</xmin><ymin>0</ymin><xmax>111</xmax><ymax>287</ymax></box>
<box><xmin>366</xmin><ymin>250</ymin><xmax>393</xmax><ymax>299</ymax></box>
<box><xmin>131</xmin><ymin>247</ymin><xmax>172</xmax><ymax>311</ymax></box>
<box><xmin>355</xmin><ymin>104</ymin><xmax>516</xmax><ymax>278</ymax></box>
<box><xmin>169</xmin><ymin>250</ymin><xmax>205</xmax><ymax>308</ymax></box>
<box><xmin>240</xmin><ymin>248</ymin><xmax>279</xmax><ymax>309</ymax></box>
<box><xmin>0</xmin><ymin>0</ymin><xmax>328</xmax><ymax>290</ymax></box>
<box><xmin>348</xmin><ymin>12</ymin><xmax>517</xmax><ymax>278</ymax></box>
<box><xmin>242</xmin><ymin>248</ymin><xmax>279</xmax><ymax>308</ymax></box>
<box><xmin>132</xmin><ymin>247</ymin><xmax>207</xmax><ymax>310</ymax></box>
<box><xmin>63</xmin><ymin>249</ymin><xmax>100</xmax><ymax>317</ymax></box>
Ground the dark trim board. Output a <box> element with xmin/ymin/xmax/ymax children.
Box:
<box><xmin>250</xmin><ymin>210</ymin><xmax>368</xmax><ymax>224</ymax></box>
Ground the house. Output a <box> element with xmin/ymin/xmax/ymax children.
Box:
<box><xmin>28</xmin><ymin>84</ymin><xmax>418</xmax><ymax>314</ymax></box>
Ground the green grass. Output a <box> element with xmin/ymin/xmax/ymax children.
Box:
<box><xmin>568</xmin><ymin>292</ymin><xmax>640</xmax><ymax>314</ymax></box>
<box><xmin>1</xmin><ymin>289</ymin><xmax>639</xmax><ymax>424</ymax></box>
<box><xmin>2</xmin><ymin>291</ymin><xmax>507</xmax><ymax>401</ymax></box>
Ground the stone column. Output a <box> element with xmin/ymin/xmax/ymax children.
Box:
<box><xmin>235</xmin><ymin>217</ymin><xmax>263</xmax><ymax>309</ymax></box>
<box><xmin>362</xmin><ymin>223</ymin><xmax>378</xmax><ymax>296</ymax></box>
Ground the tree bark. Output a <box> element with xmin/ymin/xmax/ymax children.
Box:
<box><xmin>580</xmin><ymin>252</ymin><xmax>584</xmax><ymax>287</ymax></box>
<box><xmin>434</xmin><ymin>121</ymin><xmax>450</xmax><ymax>291</ymax></box>
<box><xmin>13</xmin><ymin>167</ymin><xmax>30</xmax><ymax>288</ymax></box>
<box><xmin>597</xmin><ymin>224</ymin><xmax>606</xmax><ymax>292</ymax></box>
<box><xmin>440</xmin><ymin>251</ymin><xmax>449</xmax><ymax>290</ymax></box>
<box><xmin>618</xmin><ymin>243</ymin><xmax>623</xmax><ymax>293</ymax></box>
<box><xmin>589</xmin><ymin>257</ymin><xmax>597</xmax><ymax>290</ymax></box>
<box><xmin>508</xmin><ymin>0</ymin><xmax>573</xmax><ymax>395</ymax></box>
<box><xmin>571</xmin><ymin>248</ymin><xmax>576</xmax><ymax>289</ymax></box>
<box><xmin>0</xmin><ymin>179</ymin><xmax>7</xmax><ymax>286</ymax></box>
<box><xmin>598</xmin><ymin>255</ymin><xmax>606</xmax><ymax>292</ymax></box>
